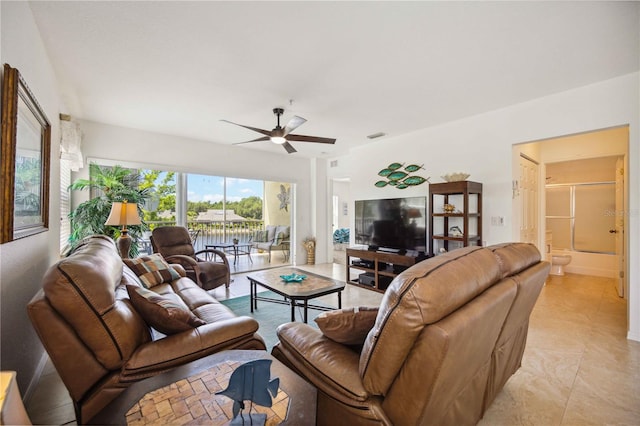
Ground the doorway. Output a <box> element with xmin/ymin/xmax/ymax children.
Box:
<box><xmin>330</xmin><ymin>178</ymin><xmax>351</xmax><ymax>264</ymax></box>
<box><xmin>513</xmin><ymin>126</ymin><xmax>629</xmax><ymax>298</ymax></box>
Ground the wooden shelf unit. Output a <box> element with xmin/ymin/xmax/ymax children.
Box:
<box><xmin>429</xmin><ymin>180</ymin><xmax>483</xmax><ymax>254</ymax></box>
<box><xmin>345</xmin><ymin>247</ymin><xmax>421</xmax><ymax>293</ymax></box>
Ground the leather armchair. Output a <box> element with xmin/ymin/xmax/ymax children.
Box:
<box><xmin>151</xmin><ymin>226</ymin><xmax>231</xmax><ymax>290</ymax></box>
<box><xmin>272</xmin><ymin>243</ymin><xmax>549</xmax><ymax>425</ymax></box>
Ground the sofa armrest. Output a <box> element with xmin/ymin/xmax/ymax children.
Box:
<box><xmin>123</xmin><ymin>316</ymin><xmax>260</xmax><ymax>379</ymax></box>
<box><xmin>273</xmin><ymin>322</ymin><xmax>368</xmax><ymax>402</ymax></box>
<box><xmin>164</xmin><ymin>254</ymin><xmax>201</xmax><ymax>279</ymax></box>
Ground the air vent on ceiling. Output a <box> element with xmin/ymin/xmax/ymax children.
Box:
<box><xmin>367</xmin><ymin>132</ymin><xmax>386</xmax><ymax>139</ymax></box>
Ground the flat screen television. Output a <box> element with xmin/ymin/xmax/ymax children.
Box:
<box><xmin>354</xmin><ymin>196</ymin><xmax>427</xmax><ymax>253</ymax></box>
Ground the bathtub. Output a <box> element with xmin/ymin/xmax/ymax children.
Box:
<box><xmin>551</xmin><ymin>249</ymin><xmax>617</xmax><ymax>278</ymax></box>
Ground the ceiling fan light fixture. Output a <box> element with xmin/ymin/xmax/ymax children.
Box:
<box><xmin>223</xmin><ymin>107</ymin><xmax>335</xmax><ymax>154</ymax></box>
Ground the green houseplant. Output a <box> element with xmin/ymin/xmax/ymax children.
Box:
<box><xmin>68</xmin><ymin>163</ymin><xmax>150</xmax><ymax>256</ymax></box>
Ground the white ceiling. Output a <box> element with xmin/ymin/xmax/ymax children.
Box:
<box><xmin>28</xmin><ymin>1</ymin><xmax>639</xmax><ymax>158</ymax></box>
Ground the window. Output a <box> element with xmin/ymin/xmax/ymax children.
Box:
<box><xmin>59</xmin><ymin>160</ymin><xmax>71</xmax><ymax>253</ymax></box>
<box><xmin>186</xmin><ymin>174</ymin><xmax>265</xmax><ymax>245</ymax></box>
<box><xmin>75</xmin><ymin>159</ymin><xmax>292</xmax><ymax>252</ymax></box>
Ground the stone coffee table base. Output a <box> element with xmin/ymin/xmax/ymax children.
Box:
<box><xmin>125</xmin><ymin>360</ymin><xmax>290</xmax><ymax>425</ymax></box>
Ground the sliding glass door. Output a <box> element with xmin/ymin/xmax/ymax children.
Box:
<box><xmin>186</xmin><ymin>174</ymin><xmax>264</xmax><ymax>248</ymax></box>
<box><xmin>77</xmin><ymin>162</ymin><xmax>293</xmax><ymax>256</ymax></box>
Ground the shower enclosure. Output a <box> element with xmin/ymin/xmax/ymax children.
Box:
<box><xmin>545</xmin><ymin>182</ymin><xmax>616</xmax><ymax>254</ymax></box>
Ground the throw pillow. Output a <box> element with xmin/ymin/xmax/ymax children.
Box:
<box><xmin>315</xmin><ymin>306</ymin><xmax>379</xmax><ymax>345</ymax></box>
<box><xmin>274</xmin><ymin>225</ymin><xmax>290</xmax><ymax>245</ymax></box>
<box><xmin>252</xmin><ymin>230</ymin><xmax>268</xmax><ymax>243</ymax></box>
<box><xmin>124</xmin><ymin>253</ymin><xmax>181</xmax><ymax>288</ymax></box>
<box><xmin>126</xmin><ymin>285</ymin><xmax>206</xmax><ymax>334</ymax></box>
<box><xmin>266</xmin><ymin>225</ymin><xmax>277</xmax><ymax>242</ymax></box>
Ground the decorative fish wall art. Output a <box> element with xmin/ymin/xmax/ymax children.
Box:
<box><xmin>375</xmin><ymin>162</ymin><xmax>430</xmax><ymax>189</ymax></box>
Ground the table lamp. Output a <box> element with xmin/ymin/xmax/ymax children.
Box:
<box><xmin>105</xmin><ymin>200</ymin><xmax>141</xmax><ymax>258</ymax></box>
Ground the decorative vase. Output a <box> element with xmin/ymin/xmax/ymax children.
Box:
<box><xmin>303</xmin><ymin>239</ymin><xmax>316</xmax><ymax>265</ymax></box>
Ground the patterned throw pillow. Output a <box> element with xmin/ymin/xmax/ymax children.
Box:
<box><xmin>315</xmin><ymin>306</ymin><xmax>379</xmax><ymax>345</ymax></box>
<box><xmin>252</xmin><ymin>230</ymin><xmax>268</xmax><ymax>243</ymax></box>
<box><xmin>124</xmin><ymin>253</ymin><xmax>181</xmax><ymax>288</ymax></box>
<box><xmin>126</xmin><ymin>285</ymin><xmax>206</xmax><ymax>334</ymax></box>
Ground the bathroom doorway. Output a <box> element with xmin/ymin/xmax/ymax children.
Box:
<box><xmin>513</xmin><ymin>126</ymin><xmax>628</xmax><ymax>297</ymax></box>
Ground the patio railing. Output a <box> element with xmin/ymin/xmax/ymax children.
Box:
<box><xmin>144</xmin><ymin>220</ymin><xmax>265</xmax><ymax>252</ymax></box>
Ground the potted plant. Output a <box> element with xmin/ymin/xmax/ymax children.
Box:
<box><xmin>68</xmin><ymin>163</ymin><xmax>150</xmax><ymax>256</ymax></box>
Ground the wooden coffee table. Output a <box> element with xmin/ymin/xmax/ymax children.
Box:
<box><xmin>87</xmin><ymin>350</ymin><xmax>316</xmax><ymax>425</ymax></box>
<box><xmin>248</xmin><ymin>268</ymin><xmax>345</xmax><ymax>323</ymax></box>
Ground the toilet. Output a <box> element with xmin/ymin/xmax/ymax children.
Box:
<box><xmin>546</xmin><ymin>231</ymin><xmax>572</xmax><ymax>276</ymax></box>
<box><xmin>550</xmin><ymin>253</ymin><xmax>572</xmax><ymax>276</ymax></box>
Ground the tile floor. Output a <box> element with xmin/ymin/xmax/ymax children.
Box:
<box><xmin>25</xmin><ymin>263</ymin><xmax>640</xmax><ymax>425</ymax></box>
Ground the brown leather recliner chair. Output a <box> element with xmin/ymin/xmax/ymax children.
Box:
<box><xmin>272</xmin><ymin>243</ymin><xmax>549</xmax><ymax>425</ymax></box>
<box><xmin>151</xmin><ymin>226</ymin><xmax>231</xmax><ymax>290</ymax></box>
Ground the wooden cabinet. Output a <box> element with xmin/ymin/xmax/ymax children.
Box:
<box><xmin>429</xmin><ymin>181</ymin><xmax>483</xmax><ymax>254</ymax></box>
<box><xmin>345</xmin><ymin>247</ymin><xmax>426</xmax><ymax>292</ymax></box>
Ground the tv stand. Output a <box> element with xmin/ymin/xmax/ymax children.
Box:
<box><xmin>375</xmin><ymin>246</ymin><xmax>405</xmax><ymax>255</ymax></box>
<box><xmin>346</xmin><ymin>247</ymin><xmax>429</xmax><ymax>292</ymax></box>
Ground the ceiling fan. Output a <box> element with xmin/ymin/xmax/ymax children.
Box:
<box><xmin>222</xmin><ymin>108</ymin><xmax>336</xmax><ymax>154</ymax></box>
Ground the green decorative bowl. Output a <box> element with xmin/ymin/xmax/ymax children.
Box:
<box><xmin>280</xmin><ymin>273</ymin><xmax>307</xmax><ymax>283</ymax></box>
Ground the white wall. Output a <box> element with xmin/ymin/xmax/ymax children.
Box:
<box><xmin>76</xmin><ymin>120</ymin><xmax>324</xmax><ymax>264</ymax></box>
<box><xmin>332</xmin><ymin>180</ymin><xmax>351</xmax><ymax>230</ymax></box>
<box><xmin>329</xmin><ymin>72</ymin><xmax>640</xmax><ymax>342</ymax></box>
<box><xmin>0</xmin><ymin>1</ymin><xmax>63</xmax><ymax>396</ymax></box>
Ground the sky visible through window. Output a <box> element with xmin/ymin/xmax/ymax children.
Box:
<box><xmin>187</xmin><ymin>174</ymin><xmax>263</xmax><ymax>203</ymax></box>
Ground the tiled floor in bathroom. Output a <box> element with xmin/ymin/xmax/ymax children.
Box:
<box><xmin>25</xmin><ymin>262</ymin><xmax>640</xmax><ymax>425</ymax></box>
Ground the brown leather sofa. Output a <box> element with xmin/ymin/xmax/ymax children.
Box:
<box><xmin>272</xmin><ymin>242</ymin><xmax>550</xmax><ymax>425</ymax></box>
<box><xmin>27</xmin><ymin>235</ymin><xmax>265</xmax><ymax>424</ymax></box>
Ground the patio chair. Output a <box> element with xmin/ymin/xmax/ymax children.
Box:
<box><xmin>151</xmin><ymin>226</ymin><xmax>231</xmax><ymax>290</ymax></box>
<box><xmin>188</xmin><ymin>228</ymin><xmax>200</xmax><ymax>246</ymax></box>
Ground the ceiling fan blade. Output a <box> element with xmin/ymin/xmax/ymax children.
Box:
<box><xmin>286</xmin><ymin>134</ymin><xmax>336</xmax><ymax>144</ymax></box>
<box><xmin>232</xmin><ymin>136</ymin><xmax>270</xmax><ymax>145</ymax></box>
<box><xmin>282</xmin><ymin>141</ymin><xmax>297</xmax><ymax>154</ymax></box>
<box><xmin>220</xmin><ymin>119</ymin><xmax>272</xmax><ymax>137</ymax></box>
<box><xmin>283</xmin><ymin>115</ymin><xmax>307</xmax><ymax>136</ymax></box>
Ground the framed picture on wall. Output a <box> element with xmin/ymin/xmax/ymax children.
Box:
<box><xmin>1</xmin><ymin>63</ymin><xmax>51</xmax><ymax>243</ymax></box>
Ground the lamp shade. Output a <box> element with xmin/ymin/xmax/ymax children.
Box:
<box><xmin>105</xmin><ymin>201</ymin><xmax>141</xmax><ymax>226</ymax></box>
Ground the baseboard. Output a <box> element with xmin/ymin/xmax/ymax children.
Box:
<box><xmin>565</xmin><ymin>265</ymin><xmax>616</xmax><ymax>278</ymax></box>
<box><xmin>23</xmin><ymin>350</ymin><xmax>49</xmax><ymax>403</ymax></box>
<box><xmin>627</xmin><ymin>330</ymin><xmax>640</xmax><ymax>343</ymax></box>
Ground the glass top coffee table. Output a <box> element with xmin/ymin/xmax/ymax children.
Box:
<box><xmin>206</xmin><ymin>242</ymin><xmax>252</xmax><ymax>265</ymax></box>
<box><xmin>247</xmin><ymin>268</ymin><xmax>345</xmax><ymax>323</ymax></box>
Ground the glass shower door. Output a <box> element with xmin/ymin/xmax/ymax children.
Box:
<box><xmin>573</xmin><ymin>183</ymin><xmax>615</xmax><ymax>253</ymax></box>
